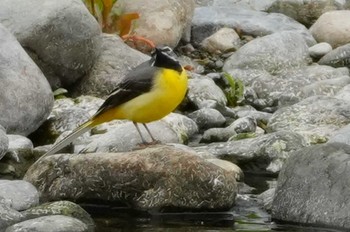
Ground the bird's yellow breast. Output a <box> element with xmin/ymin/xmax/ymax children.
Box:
<box><xmin>114</xmin><ymin>68</ymin><xmax>188</xmax><ymax>123</ymax></box>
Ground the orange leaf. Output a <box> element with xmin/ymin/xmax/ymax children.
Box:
<box><xmin>116</xmin><ymin>13</ymin><xmax>139</xmax><ymax>36</ymax></box>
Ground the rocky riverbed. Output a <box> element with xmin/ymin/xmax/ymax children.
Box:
<box><xmin>1</xmin><ymin>0</ymin><xmax>350</xmax><ymax>231</ymax></box>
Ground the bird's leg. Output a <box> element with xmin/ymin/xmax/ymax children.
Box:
<box><xmin>142</xmin><ymin>123</ymin><xmax>161</xmax><ymax>144</ymax></box>
<box><xmin>133</xmin><ymin>122</ymin><xmax>148</xmax><ymax>144</ymax></box>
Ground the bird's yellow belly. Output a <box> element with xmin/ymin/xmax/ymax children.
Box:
<box><xmin>116</xmin><ymin>68</ymin><xmax>188</xmax><ymax>123</ymax></box>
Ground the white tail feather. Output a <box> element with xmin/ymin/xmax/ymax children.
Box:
<box><xmin>34</xmin><ymin>121</ymin><xmax>93</xmax><ymax>164</ymax></box>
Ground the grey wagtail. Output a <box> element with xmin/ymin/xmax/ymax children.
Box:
<box><xmin>35</xmin><ymin>46</ymin><xmax>188</xmax><ymax>163</ymax></box>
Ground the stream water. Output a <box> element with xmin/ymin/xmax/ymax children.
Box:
<box><xmin>85</xmin><ymin>174</ymin><xmax>344</xmax><ymax>232</ymax></box>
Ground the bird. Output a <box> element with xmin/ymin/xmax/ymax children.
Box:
<box><xmin>35</xmin><ymin>46</ymin><xmax>188</xmax><ymax>163</ymax></box>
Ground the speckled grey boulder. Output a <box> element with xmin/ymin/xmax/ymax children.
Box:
<box><xmin>0</xmin><ymin>0</ymin><xmax>101</xmax><ymax>88</ymax></box>
<box><xmin>24</xmin><ymin>145</ymin><xmax>237</xmax><ymax>210</ymax></box>
<box><xmin>223</xmin><ymin>31</ymin><xmax>310</xmax><ymax>75</ymax></box>
<box><xmin>308</xmin><ymin>42</ymin><xmax>332</xmax><ymax>59</ymax></box>
<box><xmin>194</xmin><ymin>131</ymin><xmax>307</xmax><ymax>174</ymax></box>
<box><xmin>71</xmin><ymin>34</ymin><xmax>149</xmax><ymax>97</ymax></box>
<box><xmin>267</xmin><ymin>0</ymin><xmax>347</xmax><ymax>27</ymax></box>
<box><xmin>272</xmin><ymin>143</ymin><xmax>350</xmax><ymax>230</ymax></box>
<box><xmin>5</xmin><ymin>215</ymin><xmax>88</xmax><ymax>232</ymax></box>
<box><xmin>318</xmin><ymin>43</ymin><xmax>350</xmax><ymax>69</ymax></box>
<box><xmin>22</xmin><ymin>201</ymin><xmax>94</xmax><ymax>232</ymax></box>
<box><xmin>188</xmin><ymin>108</ymin><xmax>226</xmax><ymax>130</ymax></box>
<box><xmin>0</xmin><ymin>203</ymin><xmax>23</xmax><ymax>231</ymax></box>
<box><xmin>0</xmin><ymin>180</ymin><xmax>39</xmax><ymax>211</ymax></box>
<box><xmin>267</xmin><ymin>96</ymin><xmax>350</xmax><ymax>143</ymax></box>
<box><xmin>192</xmin><ymin>7</ymin><xmax>315</xmax><ymax>46</ymax></box>
<box><xmin>0</xmin><ymin>24</ymin><xmax>53</xmax><ymax>136</ymax></box>
<box><xmin>0</xmin><ymin>126</ymin><xmax>8</xmax><ymax>160</ymax></box>
<box><xmin>79</xmin><ymin>113</ymin><xmax>198</xmax><ymax>153</ymax></box>
<box><xmin>228</xmin><ymin>65</ymin><xmax>349</xmax><ymax>108</ymax></box>
<box><xmin>187</xmin><ymin>77</ymin><xmax>227</xmax><ymax>109</ymax></box>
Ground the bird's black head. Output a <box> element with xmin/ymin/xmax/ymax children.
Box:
<box><xmin>151</xmin><ymin>46</ymin><xmax>183</xmax><ymax>73</ymax></box>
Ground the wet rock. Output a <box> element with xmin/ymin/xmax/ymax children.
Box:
<box><xmin>72</xmin><ymin>34</ymin><xmax>149</xmax><ymax>97</ymax></box>
<box><xmin>201</xmin><ymin>27</ymin><xmax>241</xmax><ymax>54</ymax></box>
<box><xmin>310</xmin><ymin>10</ymin><xmax>350</xmax><ymax>48</ymax></box>
<box><xmin>308</xmin><ymin>42</ymin><xmax>332</xmax><ymax>59</ymax></box>
<box><xmin>187</xmin><ymin>77</ymin><xmax>227</xmax><ymax>109</ymax></box>
<box><xmin>188</xmin><ymin>108</ymin><xmax>226</xmax><ymax>130</ymax></box>
<box><xmin>267</xmin><ymin>96</ymin><xmax>350</xmax><ymax>143</ymax></box>
<box><xmin>0</xmin><ymin>127</ymin><xmax>8</xmax><ymax>160</ymax></box>
<box><xmin>318</xmin><ymin>43</ymin><xmax>350</xmax><ymax>69</ymax></box>
<box><xmin>268</xmin><ymin>0</ymin><xmax>346</xmax><ymax>27</ymax></box>
<box><xmin>22</xmin><ymin>201</ymin><xmax>94</xmax><ymax>232</ymax></box>
<box><xmin>116</xmin><ymin>0</ymin><xmax>195</xmax><ymax>47</ymax></box>
<box><xmin>0</xmin><ymin>24</ymin><xmax>53</xmax><ymax>136</ymax></box>
<box><xmin>81</xmin><ymin>113</ymin><xmax>198</xmax><ymax>153</ymax></box>
<box><xmin>0</xmin><ymin>203</ymin><xmax>23</xmax><ymax>231</ymax></box>
<box><xmin>192</xmin><ymin>7</ymin><xmax>315</xmax><ymax>46</ymax></box>
<box><xmin>5</xmin><ymin>215</ymin><xmax>88</xmax><ymax>232</ymax></box>
<box><xmin>272</xmin><ymin>143</ymin><xmax>350</xmax><ymax>230</ymax></box>
<box><xmin>0</xmin><ymin>180</ymin><xmax>39</xmax><ymax>211</ymax></box>
<box><xmin>194</xmin><ymin>131</ymin><xmax>307</xmax><ymax>174</ymax></box>
<box><xmin>223</xmin><ymin>31</ymin><xmax>310</xmax><ymax>75</ymax></box>
<box><xmin>0</xmin><ymin>0</ymin><xmax>101</xmax><ymax>88</ymax></box>
<box><xmin>24</xmin><ymin>145</ymin><xmax>237</xmax><ymax>210</ymax></box>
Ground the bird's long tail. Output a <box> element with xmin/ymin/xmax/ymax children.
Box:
<box><xmin>34</xmin><ymin>120</ymin><xmax>94</xmax><ymax>164</ymax></box>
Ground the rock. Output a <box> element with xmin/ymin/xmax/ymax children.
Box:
<box><xmin>0</xmin><ymin>127</ymin><xmax>8</xmax><ymax>160</ymax></box>
<box><xmin>116</xmin><ymin>0</ymin><xmax>195</xmax><ymax>47</ymax></box>
<box><xmin>191</xmin><ymin>7</ymin><xmax>315</xmax><ymax>46</ymax></box>
<box><xmin>188</xmin><ymin>108</ymin><xmax>226</xmax><ymax>130</ymax></box>
<box><xmin>223</xmin><ymin>31</ymin><xmax>310</xmax><ymax>75</ymax></box>
<box><xmin>206</xmin><ymin>158</ymin><xmax>243</xmax><ymax>181</ymax></box>
<box><xmin>231</xmin><ymin>116</ymin><xmax>257</xmax><ymax>134</ymax></box>
<box><xmin>0</xmin><ymin>203</ymin><xmax>23</xmax><ymax>231</ymax></box>
<box><xmin>267</xmin><ymin>0</ymin><xmax>346</xmax><ymax>27</ymax></box>
<box><xmin>80</xmin><ymin>113</ymin><xmax>198</xmax><ymax>153</ymax></box>
<box><xmin>213</xmin><ymin>0</ymin><xmax>275</xmax><ymax>11</ymax></box>
<box><xmin>0</xmin><ymin>24</ymin><xmax>53</xmax><ymax>136</ymax></box>
<box><xmin>235</xmin><ymin>107</ymin><xmax>272</xmax><ymax>125</ymax></box>
<box><xmin>318</xmin><ymin>43</ymin><xmax>350</xmax><ymax>69</ymax></box>
<box><xmin>5</xmin><ymin>215</ymin><xmax>88</xmax><ymax>232</ymax></box>
<box><xmin>272</xmin><ymin>143</ymin><xmax>350</xmax><ymax>229</ymax></box>
<box><xmin>308</xmin><ymin>42</ymin><xmax>333</xmax><ymax>59</ymax></box>
<box><xmin>335</xmin><ymin>84</ymin><xmax>350</xmax><ymax>102</ymax></box>
<box><xmin>194</xmin><ymin>131</ymin><xmax>307</xmax><ymax>175</ymax></box>
<box><xmin>71</xmin><ymin>34</ymin><xmax>149</xmax><ymax>97</ymax></box>
<box><xmin>201</xmin><ymin>27</ymin><xmax>241</xmax><ymax>53</ymax></box>
<box><xmin>267</xmin><ymin>96</ymin><xmax>350</xmax><ymax>143</ymax></box>
<box><xmin>310</xmin><ymin>10</ymin><xmax>350</xmax><ymax>48</ymax></box>
<box><xmin>24</xmin><ymin>145</ymin><xmax>237</xmax><ymax>210</ymax></box>
<box><xmin>300</xmin><ymin>76</ymin><xmax>350</xmax><ymax>99</ymax></box>
<box><xmin>0</xmin><ymin>180</ymin><xmax>39</xmax><ymax>211</ymax></box>
<box><xmin>187</xmin><ymin>77</ymin><xmax>227</xmax><ymax>109</ymax></box>
<box><xmin>7</xmin><ymin>135</ymin><xmax>33</xmax><ymax>152</ymax></box>
<box><xmin>328</xmin><ymin>124</ymin><xmax>350</xmax><ymax>145</ymax></box>
<box><xmin>257</xmin><ymin>187</ymin><xmax>275</xmax><ymax>212</ymax></box>
<box><xmin>22</xmin><ymin>201</ymin><xmax>94</xmax><ymax>232</ymax></box>
<box><xmin>34</xmin><ymin>96</ymin><xmax>103</xmax><ymax>146</ymax></box>
<box><xmin>229</xmin><ymin>64</ymin><xmax>349</xmax><ymax>108</ymax></box>
<box><xmin>0</xmin><ymin>0</ymin><xmax>101</xmax><ymax>88</ymax></box>
<box><xmin>201</xmin><ymin>127</ymin><xmax>237</xmax><ymax>143</ymax></box>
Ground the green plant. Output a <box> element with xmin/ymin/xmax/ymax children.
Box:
<box><xmin>222</xmin><ymin>72</ymin><xmax>244</xmax><ymax>107</ymax></box>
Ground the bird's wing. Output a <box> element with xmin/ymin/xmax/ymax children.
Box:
<box><xmin>92</xmin><ymin>61</ymin><xmax>159</xmax><ymax>118</ymax></box>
